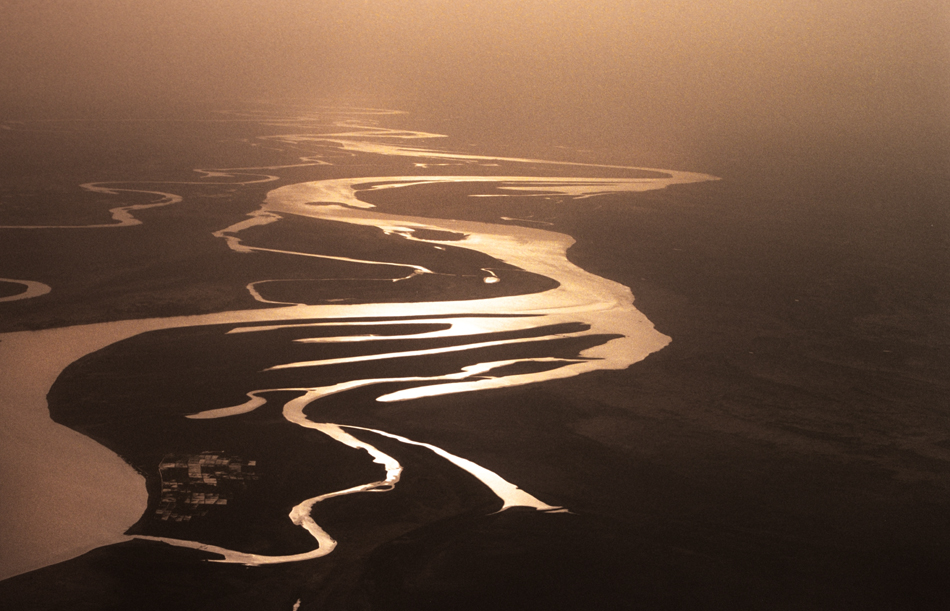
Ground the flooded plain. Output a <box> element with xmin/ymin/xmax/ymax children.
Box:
<box><xmin>2</xmin><ymin>101</ymin><xmax>947</xmax><ymax>610</ymax></box>
<box><xmin>0</xmin><ymin>106</ymin><xmax>716</xmax><ymax>577</ymax></box>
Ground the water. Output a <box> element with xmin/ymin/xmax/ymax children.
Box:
<box><xmin>0</xmin><ymin>105</ymin><xmax>716</xmax><ymax>577</ymax></box>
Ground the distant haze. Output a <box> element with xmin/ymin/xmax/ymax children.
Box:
<box><xmin>2</xmin><ymin>1</ymin><xmax>948</xmax><ymax>163</ymax></box>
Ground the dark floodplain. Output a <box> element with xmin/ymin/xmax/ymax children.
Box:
<box><xmin>0</xmin><ymin>99</ymin><xmax>948</xmax><ymax>611</ymax></box>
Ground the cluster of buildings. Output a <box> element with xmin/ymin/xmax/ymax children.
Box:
<box><xmin>153</xmin><ymin>452</ymin><xmax>258</xmax><ymax>522</ymax></box>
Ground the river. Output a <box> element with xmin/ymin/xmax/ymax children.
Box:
<box><xmin>0</xmin><ymin>106</ymin><xmax>716</xmax><ymax>578</ymax></box>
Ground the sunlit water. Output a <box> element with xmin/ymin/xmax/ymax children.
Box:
<box><xmin>0</xmin><ymin>107</ymin><xmax>717</xmax><ymax>572</ymax></box>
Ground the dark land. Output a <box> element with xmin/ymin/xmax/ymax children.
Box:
<box><xmin>1</xmin><ymin>106</ymin><xmax>949</xmax><ymax>610</ymax></box>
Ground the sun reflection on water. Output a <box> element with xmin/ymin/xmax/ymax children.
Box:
<box><xmin>1</xmin><ymin>106</ymin><xmax>718</xmax><ymax>570</ymax></box>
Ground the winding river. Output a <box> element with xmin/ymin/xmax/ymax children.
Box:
<box><xmin>0</xmin><ymin>107</ymin><xmax>717</xmax><ymax>576</ymax></box>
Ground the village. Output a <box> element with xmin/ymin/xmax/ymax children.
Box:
<box><xmin>154</xmin><ymin>452</ymin><xmax>258</xmax><ymax>522</ymax></box>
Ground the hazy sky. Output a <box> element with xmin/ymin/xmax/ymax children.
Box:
<box><xmin>2</xmin><ymin>1</ymin><xmax>947</xmax><ymax>157</ymax></box>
